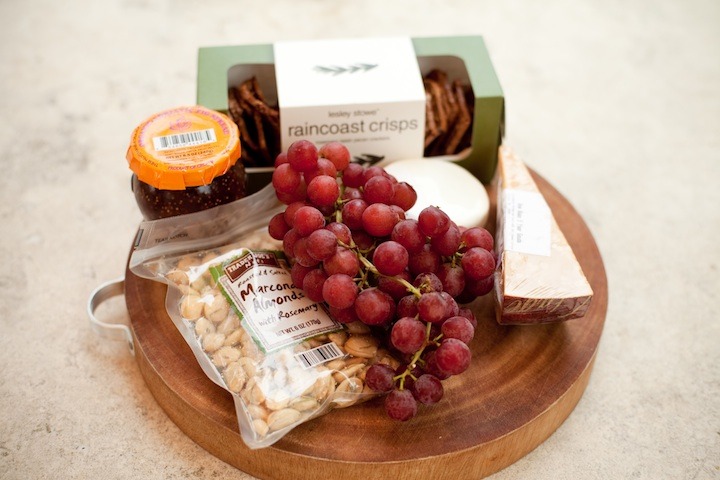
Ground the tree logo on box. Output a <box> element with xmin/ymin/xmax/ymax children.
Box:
<box><xmin>314</xmin><ymin>63</ymin><xmax>378</xmax><ymax>76</ymax></box>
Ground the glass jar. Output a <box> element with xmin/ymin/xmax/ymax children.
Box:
<box><xmin>126</xmin><ymin>106</ymin><xmax>246</xmax><ymax>220</ymax></box>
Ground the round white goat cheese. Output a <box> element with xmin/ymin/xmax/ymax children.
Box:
<box><xmin>383</xmin><ymin>158</ymin><xmax>490</xmax><ymax>228</ymax></box>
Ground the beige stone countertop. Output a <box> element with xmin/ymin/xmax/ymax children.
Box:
<box><xmin>1</xmin><ymin>0</ymin><xmax>718</xmax><ymax>479</ymax></box>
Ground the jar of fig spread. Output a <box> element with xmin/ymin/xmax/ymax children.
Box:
<box><xmin>126</xmin><ymin>106</ymin><xmax>246</xmax><ymax>220</ymax></box>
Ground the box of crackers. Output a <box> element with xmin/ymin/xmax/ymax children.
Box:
<box><xmin>197</xmin><ymin>36</ymin><xmax>504</xmax><ymax>194</ymax></box>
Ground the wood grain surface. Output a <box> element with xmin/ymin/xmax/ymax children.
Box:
<box><xmin>125</xmin><ymin>170</ymin><xmax>608</xmax><ymax>479</ymax></box>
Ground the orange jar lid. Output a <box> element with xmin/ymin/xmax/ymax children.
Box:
<box><xmin>126</xmin><ymin>106</ymin><xmax>241</xmax><ymax>190</ymax></box>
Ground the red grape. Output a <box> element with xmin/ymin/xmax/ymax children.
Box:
<box><xmin>282</xmin><ymin>228</ymin><xmax>301</xmax><ymax>258</ymax></box>
<box><xmin>275</xmin><ymin>179</ymin><xmax>307</xmax><ymax>205</ymax></box>
<box><xmin>437</xmin><ymin>263</ymin><xmax>465</xmax><ymax>297</ymax></box>
<box><xmin>434</xmin><ymin>338</ymin><xmax>471</xmax><ymax>375</ymax></box>
<box><xmin>319</xmin><ymin>141</ymin><xmax>350</xmax><ymax>171</ymax></box>
<box><xmin>304</xmin><ymin>157</ymin><xmax>337</xmax><ymax>184</ymax></box>
<box><xmin>341</xmin><ymin>163</ymin><xmax>365</xmax><ymax>188</ymax></box>
<box><xmin>460</xmin><ymin>275</ymin><xmax>495</xmax><ymax>299</ymax></box>
<box><xmin>325</xmin><ymin>222</ymin><xmax>352</xmax><ymax>245</ymax></box>
<box><xmin>441</xmin><ymin>291</ymin><xmax>459</xmax><ymax>318</ymax></box>
<box><xmin>290</xmin><ymin>262</ymin><xmax>314</xmax><ymax>289</ymax></box>
<box><xmin>408</xmin><ymin>244</ymin><xmax>441</xmax><ymax>275</ymax></box>
<box><xmin>341</xmin><ymin>198</ymin><xmax>368</xmax><ymax>230</ymax></box>
<box><xmin>342</xmin><ymin>187</ymin><xmax>363</xmax><ymax>201</ymax></box>
<box><xmin>354</xmin><ymin>288</ymin><xmax>395</xmax><ymax>326</ymax></box>
<box><xmin>365</xmin><ymin>364</ymin><xmax>396</xmax><ymax>393</ymax></box>
<box><xmin>283</xmin><ymin>201</ymin><xmax>307</xmax><ymax>227</ymax></box>
<box><xmin>307</xmin><ymin>175</ymin><xmax>340</xmax><ymax>208</ymax></box>
<box><xmin>272</xmin><ymin>163</ymin><xmax>301</xmax><ymax>194</ymax></box>
<box><xmin>391</xmin><ymin>182</ymin><xmax>417</xmax><ymax>211</ymax></box>
<box><xmin>418</xmin><ymin>206</ymin><xmax>450</xmax><ymax>238</ymax></box>
<box><xmin>306</xmin><ymin>229</ymin><xmax>338</xmax><ymax>261</ymax></box>
<box><xmin>302</xmin><ymin>268</ymin><xmax>327</xmax><ymax>302</ymax></box>
<box><xmin>317</xmin><ymin>203</ymin><xmax>336</xmax><ymax>217</ymax></box>
<box><xmin>441</xmin><ymin>316</ymin><xmax>475</xmax><ymax>344</ymax></box>
<box><xmin>287</xmin><ymin>139</ymin><xmax>318</xmax><ymax>172</ymax></box>
<box><xmin>362</xmin><ymin>165</ymin><xmax>386</xmax><ymax>184</ymax></box>
<box><xmin>391</xmin><ymin>219</ymin><xmax>426</xmax><ymax>254</ymax></box>
<box><xmin>461</xmin><ymin>247</ymin><xmax>496</xmax><ymax>280</ymax></box>
<box><xmin>390</xmin><ymin>317</ymin><xmax>426</xmax><ymax>354</ymax></box>
<box><xmin>328</xmin><ymin>305</ymin><xmax>359</xmax><ymax>324</ymax></box>
<box><xmin>384</xmin><ymin>388</ymin><xmax>417</xmax><ymax>421</ymax></box>
<box><xmin>396</xmin><ymin>294</ymin><xmax>419</xmax><ymax>318</ymax></box>
<box><xmin>430</xmin><ymin>222</ymin><xmax>461</xmax><ymax>256</ymax></box>
<box><xmin>322</xmin><ymin>273</ymin><xmax>358</xmax><ymax>309</ymax></box>
<box><xmin>423</xmin><ymin>350</ymin><xmax>451</xmax><ymax>380</ymax></box>
<box><xmin>351</xmin><ymin>230</ymin><xmax>375</xmax><ymax>251</ymax></box>
<box><xmin>363</xmin><ymin>175</ymin><xmax>395</xmax><ymax>204</ymax></box>
<box><xmin>362</xmin><ymin>203</ymin><xmax>399</xmax><ymax>237</ymax></box>
<box><xmin>457</xmin><ymin>307</ymin><xmax>478</xmax><ymax>329</ymax></box>
<box><xmin>373</xmin><ymin>241</ymin><xmax>409</xmax><ymax>276</ymax></box>
<box><xmin>461</xmin><ymin>227</ymin><xmax>494</xmax><ymax>252</ymax></box>
<box><xmin>274</xmin><ymin>152</ymin><xmax>288</xmax><ymax>166</ymax></box>
<box><xmin>389</xmin><ymin>205</ymin><xmax>406</xmax><ymax>221</ymax></box>
<box><xmin>323</xmin><ymin>246</ymin><xmax>360</xmax><ymax>277</ymax></box>
<box><xmin>293</xmin><ymin>237</ymin><xmax>319</xmax><ymax>267</ymax></box>
<box><xmin>411</xmin><ymin>374</ymin><xmax>444</xmax><ymax>405</ymax></box>
<box><xmin>293</xmin><ymin>206</ymin><xmax>325</xmax><ymax>237</ymax></box>
<box><xmin>268</xmin><ymin>212</ymin><xmax>290</xmax><ymax>240</ymax></box>
<box><xmin>417</xmin><ymin>292</ymin><xmax>448</xmax><ymax>323</ymax></box>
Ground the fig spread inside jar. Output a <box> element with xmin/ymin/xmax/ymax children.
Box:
<box><xmin>127</xmin><ymin>105</ymin><xmax>247</xmax><ymax>220</ymax></box>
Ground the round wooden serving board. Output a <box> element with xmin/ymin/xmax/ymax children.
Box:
<box><xmin>125</xmin><ymin>170</ymin><xmax>608</xmax><ymax>480</ymax></box>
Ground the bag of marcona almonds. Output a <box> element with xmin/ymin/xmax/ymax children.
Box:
<box><xmin>129</xmin><ymin>184</ymin><xmax>399</xmax><ymax>449</ymax></box>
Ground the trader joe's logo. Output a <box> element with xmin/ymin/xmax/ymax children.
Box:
<box><xmin>313</xmin><ymin>63</ymin><xmax>378</xmax><ymax>76</ymax></box>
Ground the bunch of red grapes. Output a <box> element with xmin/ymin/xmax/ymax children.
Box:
<box><xmin>268</xmin><ymin>140</ymin><xmax>496</xmax><ymax>421</ymax></box>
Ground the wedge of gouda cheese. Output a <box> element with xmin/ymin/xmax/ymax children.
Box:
<box><xmin>494</xmin><ymin>147</ymin><xmax>593</xmax><ymax>324</ymax></box>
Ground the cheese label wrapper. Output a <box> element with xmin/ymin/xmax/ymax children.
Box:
<box><xmin>502</xmin><ymin>189</ymin><xmax>552</xmax><ymax>257</ymax></box>
<box><xmin>274</xmin><ymin>37</ymin><xmax>425</xmax><ymax>160</ymax></box>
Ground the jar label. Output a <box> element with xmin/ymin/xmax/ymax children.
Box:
<box><xmin>127</xmin><ymin>105</ymin><xmax>241</xmax><ymax>190</ymax></box>
<box><xmin>212</xmin><ymin>251</ymin><xmax>342</xmax><ymax>353</ymax></box>
<box><xmin>152</xmin><ymin>128</ymin><xmax>217</xmax><ymax>151</ymax></box>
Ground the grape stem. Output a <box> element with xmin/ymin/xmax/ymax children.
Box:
<box><xmin>394</xmin><ymin>276</ymin><xmax>423</xmax><ymax>298</ymax></box>
<box><xmin>324</xmin><ymin>181</ymin><xmax>444</xmax><ymax>393</ymax></box>
<box><xmin>394</xmin><ymin>321</ymin><xmax>439</xmax><ymax>390</ymax></box>
<box><xmin>330</xmin><ymin>183</ymin><xmax>421</xmax><ymax>296</ymax></box>
<box><xmin>357</xmin><ymin>254</ymin><xmax>422</xmax><ymax>298</ymax></box>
